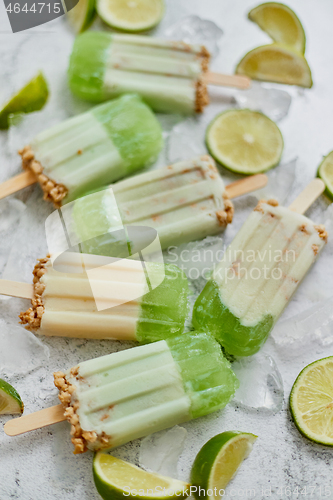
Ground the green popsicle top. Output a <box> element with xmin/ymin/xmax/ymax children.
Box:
<box><xmin>69</xmin><ymin>31</ymin><xmax>112</xmax><ymax>102</ymax></box>
<box><xmin>68</xmin><ymin>31</ymin><xmax>209</xmax><ymax>114</ymax></box>
<box><xmin>136</xmin><ymin>263</ymin><xmax>189</xmax><ymax>344</ymax></box>
<box><xmin>91</xmin><ymin>94</ymin><xmax>163</xmax><ymax>175</ymax></box>
<box><xmin>167</xmin><ymin>332</ymin><xmax>239</xmax><ymax>419</ymax></box>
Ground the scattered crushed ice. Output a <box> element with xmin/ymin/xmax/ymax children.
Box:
<box><xmin>235</xmin><ymin>82</ymin><xmax>292</xmax><ymax>122</ymax></box>
<box><xmin>232</xmin><ymin>353</ymin><xmax>284</xmax><ymax>413</ymax></box>
<box><xmin>271</xmin><ymin>297</ymin><xmax>333</xmax><ymax>357</ymax></box>
<box><xmin>0</xmin><ymin>320</ymin><xmax>49</xmax><ymax>377</ymax></box>
<box><xmin>38</xmin><ymin>386</ymin><xmax>58</xmax><ymax>402</ymax></box>
<box><xmin>1</xmin><ymin>188</ymin><xmax>52</xmax><ymax>283</ymax></box>
<box><xmin>163</xmin><ymin>15</ymin><xmax>223</xmax><ymax>57</ymax></box>
<box><xmin>0</xmin><ymin>198</ymin><xmax>26</xmax><ymax>276</ymax></box>
<box><xmin>139</xmin><ymin>426</ymin><xmax>187</xmax><ymax>479</ymax></box>
<box><xmin>252</xmin><ymin>158</ymin><xmax>297</xmax><ymax>204</ymax></box>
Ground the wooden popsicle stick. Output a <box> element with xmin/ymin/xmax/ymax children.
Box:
<box><xmin>225</xmin><ymin>174</ymin><xmax>268</xmax><ymax>199</ymax></box>
<box><xmin>0</xmin><ymin>170</ymin><xmax>37</xmax><ymax>201</ymax></box>
<box><xmin>202</xmin><ymin>71</ymin><xmax>251</xmax><ymax>89</ymax></box>
<box><xmin>0</xmin><ymin>280</ymin><xmax>33</xmax><ymax>299</ymax></box>
<box><xmin>289</xmin><ymin>178</ymin><xmax>325</xmax><ymax>214</ymax></box>
<box><xmin>4</xmin><ymin>404</ymin><xmax>66</xmax><ymax>437</ymax></box>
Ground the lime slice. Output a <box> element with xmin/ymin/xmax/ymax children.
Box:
<box><xmin>317</xmin><ymin>151</ymin><xmax>333</xmax><ymax>201</ymax></box>
<box><xmin>93</xmin><ymin>453</ymin><xmax>190</xmax><ymax>500</ymax></box>
<box><xmin>206</xmin><ymin>109</ymin><xmax>283</xmax><ymax>174</ymax></box>
<box><xmin>191</xmin><ymin>431</ymin><xmax>257</xmax><ymax>499</ymax></box>
<box><xmin>66</xmin><ymin>0</ymin><xmax>96</xmax><ymax>33</ymax></box>
<box><xmin>290</xmin><ymin>357</ymin><xmax>333</xmax><ymax>446</ymax></box>
<box><xmin>97</xmin><ymin>0</ymin><xmax>164</xmax><ymax>32</ymax></box>
<box><xmin>0</xmin><ymin>72</ymin><xmax>49</xmax><ymax>130</ymax></box>
<box><xmin>248</xmin><ymin>2</ymin><xmax>306</xmax><ymax>54</ymax></box>
<box><xmin>0</xmin><ymin>379</ymin><xmax>24</xmax><ymax>415</ymax></box>
<box><xmin>236</xmin><ymin>43</ymin><xmax>312</xmax><ymax>88</ymax></box>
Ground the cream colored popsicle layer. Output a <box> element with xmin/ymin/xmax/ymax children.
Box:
<box><xmin>54</xmin><ymin>332</ymin><xmax>239</xmax><ymax>453</ymax></box>
<box><xmin>193</xmin><ymin>200</ymin><xmax>328</xmax><ymax>356</ymax></box>
<box><xmin>19</xmin><ymin>253</ymin><xmax>188</xmax><ymax>343</ymax></box>
<box><xmin>68</xmin><ymin>32</ymin><xmax>210</xmax><ymax>114</ymax></box>
<box><xmin>74</xmin><ymin>156</ymin><xmax>233</xmax><ymax>254</ymax></box>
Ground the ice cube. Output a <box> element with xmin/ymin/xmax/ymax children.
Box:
<box><xmin>232</xmin><ymin>352</ymin><xmax>284</xmax><ymax>413</ymax></box>
<box><xmin>0</xmin><ymin>198</ymin><xmax>26</xmax><ymax>276</ymax></box>
<box><xmin>1</xmin><ymin>188</ymin><xmax>52</xmax><ymax>283</ymax></box>
<box><xmin>139</xmin><ymin>426</ymin><xmax>187</xmax><ymax>479</ymax></box>
<box><xmin>235</xmin><ymin>82</ymin><xmax>292</xmax><ymax>122</ymax></box>
<box><xmin>163</xmin><ymin>15</ymin><xmax>223</xmax><ymax>57</ymax></box>
<box><xmin>167</xmin><ymin>102</ymin><xmax>234</xmax><ymax>165</ymax></box>
<box><xmin>0</xmin><ymin>320</ymin><xmax>49</xmax><ymax>376</ymax></box>
<box><xmin>252</xmin><ymin>158</ymin><xmax>297</xmax><ymax>204</ymax></box>
<box><xmin>271</xmin><ymin>297</ymin><xmax>333</xmax><ymax>357</ymax></box>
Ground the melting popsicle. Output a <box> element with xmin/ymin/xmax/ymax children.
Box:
<box><xmin>0</xmin><ymin>252</ymin><xmax>189</xmax><ymax>342</ymax></box>
<box><xmin>193</xmin><ymin>180</ymin><xmax>328</xmax><ymax>356</ymax></box>
<box><xmin>0</xmin><ymin>94</ymin><xmax>163</xmax><ymax>206</ymax></box>
<box><xmin>4</xmin><ymin>332</ymin><xmax>239</xmax><ymax>453</ymax></box>
<box><xmin>72</xmin><ymin>156</ymin><xmax>268</xmax><ymax>254</ymax></box>
<box><xmin>68</xmin><ymin>32</ymin><xmax>251</xmax><ymax>114</ymax></box>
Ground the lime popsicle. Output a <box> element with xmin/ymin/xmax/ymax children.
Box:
<box><xmin>68</xmin><ymin>32</ymin><xmax>210</xmax><ymax>114</ymax></box>
<box><xmin>73</xmin><ymin>155</ymin><xmax>234</xmax><ymax>254</ymax></box>
<box><xmin>53</xmin><ymin>332</ymin><xmax>239</xmax><ymax>453</ymax></box>
<box><xmin>19</xmin><ymin>252</ymin><xmax>188</xmax><ymax>343</ymax></box>
<box><xmin>193</xmin><ymin>199</ymin><xmax>327</xmax><ymax>356</ymax></box>
<box><xmin>18</xmin><ymin>94</ymin><xmax>163</xmax><ymax>207</ymax></box>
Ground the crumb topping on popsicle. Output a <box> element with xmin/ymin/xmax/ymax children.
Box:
<box><xmin>54</xmin><ymin>370</ymin><xmax>110</xmax><ymax>455</ymax></box>
<box><xmin>19</xmin><ymin>256</ymin><xmax>48</xmax><ymax>330</ymax></box>
<box><xmin>216</xmin><ymin>194</ymin><xmax>234</xmax><ymax>225</ymax></box>
<box><xmin>19</xmin><ymin>146</ymin><xmax>68</xmax><ymax>208</ymax></box>
<box><xmin>195</xmin><ymin>80</ymin><xmax>210</xmax><ymax>112</ymax></box>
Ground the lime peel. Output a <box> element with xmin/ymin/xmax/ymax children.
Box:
<box><xmin>206</xmin><ymin>108</ymin><xmax>284</xmax><ymax>174</ymax></box>
<box><xmin>0</xmin><ymin>72</ymin><xmax>48</xmax><ymax>130</ymax></box>
<box><xmin>317</xmin><ymin>151</ymin><xmax>333</xmax><ymax>201</ymax></box>
<box><xmin>236</xmin><ymin>43</ymin><xmax>312</xmax><ymax>88</ymax></box>
<box><xmin>66</xmin><ymin>0</ymin><xmax>96</xmax><ymax>33</ymax></box>
<box><xmin>93</xmin><ymin>453</ymin><xmax>190</xmax><ymax>500</ymax></box>
<box><xmin>97</xmin><ymin>0</ymin><xmax>165</xmax><ymax>32</ymax></box>
<box><xmin>290</xmin><ymin>356</ymin><xmax>333</xmax><ymax>446</ymax></box>
<box><xmin>191</xmin><ymin>431</ymin><xmax>257</xmax><ymax>499</ymax></box>
<box><xmin>248</xmin><ymin>2</ymin><xmax>306</xmax><ymax>54</ymax></box>
<box><xmin>0</xmin><ymin>379</ymin><xmax>24</xmax><ymax>415</ymax></box>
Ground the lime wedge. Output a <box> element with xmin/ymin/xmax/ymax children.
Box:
<box><xmin>317</xmin><ymin>151</ymin><xmax>333</xmax><ymax>201</ymax></box>
<box><xmin>0</xmin><ymin>379</ymin><xmax>24</xmax><ymax>415</ymax></box>
<box><xmin>66</xmin><ymin>0</ymin><xmax>96</xmax><ymax>33</ymax></box>
<box><xmin>290</xmin><ymin>357</ymin><xmax>333</xmax><ymax>446</ymax></box>
<box><xmin>93</xmin><ymin>453</ymin><xmax>190</xmax><ymax>500</ymax></box>
<box><xmin>97</xmin><ymin>0</ymin><xmax>164</xmax><ymax>32</ymax></box>
<box><xmin>236</xmin><ymin>43</ymin><xmax>312</xmax><ymax>88</ymax></box>
<box><xmin>206</xmin><ymin>109</ymin><xmax>283</xmax><ymax>174</ymax></box>
<box><xmin>248</xmin><ymin>2</ymin><xmax>306</xmax><ymax>54</ymax></box>
<box><xmin>0</xmin><ymin>72</ymin><xmax>49</xmax><ymax>130</ymax></box>
<box><xmin>191</xmin><ymin>431</ymin><xmax>257</xmax><ymax>499</ymax></box>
